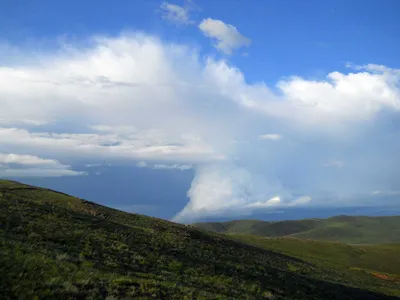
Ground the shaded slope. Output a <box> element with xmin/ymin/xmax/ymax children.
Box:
<box><xmin>194</xmin><ymin>215</ymin><xmax>400</xmax><ymax>244</ymax></box>
<box><xmin>0</xmin><ymin>180</ymin><xmax>397</xmax><ymax>299</ymax></box>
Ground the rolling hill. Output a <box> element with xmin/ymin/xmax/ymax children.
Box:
<box><xmin>0</xmin><ymin>179</ymin><xmax>399</xmax><ymax>299</ymax></box>
<box><xmin>231</xmin><ymin>235</ymin><xmax>400</xmax><ymax>295</ymax></box>
<box><xmin>193</xmin><ymin>215</ymin><xmax>400</xmax><ymax>244</ymax></box>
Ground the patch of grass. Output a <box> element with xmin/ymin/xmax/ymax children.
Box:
<box><xmin>230</xmin><ymin>235</ymin><xmax>400</xmax><ymax>296</ymax></box>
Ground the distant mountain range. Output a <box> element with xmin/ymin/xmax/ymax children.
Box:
<box><xmin>193</xmin><ymin>215</ymin><xmax>400</xmax><ymax>244</ymax></box>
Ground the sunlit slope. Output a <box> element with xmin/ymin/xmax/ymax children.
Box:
<box><xmin>231</xmin><ymin>235</ymin><xmax>400</xmax><ymax>297</ymax></box>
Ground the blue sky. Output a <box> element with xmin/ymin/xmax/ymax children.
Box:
<box><xmin>2</xmin><ymin>0</ymin><xmax>399</xmax><ymax>80</ymax></box>
<box><xmin>0</xmin><ymin>0</ymin><xmax>399</xmax><ymax>222</ymax></box>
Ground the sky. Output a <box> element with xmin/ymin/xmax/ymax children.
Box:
<box><xmin>0</xmin><ymin>0</ymin><xmax>399</xmax><ymax>222</ymax></box>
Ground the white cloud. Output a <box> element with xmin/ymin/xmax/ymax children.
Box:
<box><xmin>202</xmin><ymin>60</ymin><xmax>400</xmax><ymax>124</ymax></box>
<box><xmin>372</xmin><ymin>190</ymin><xmax>400</xmax><ymax>196</ymax></box>
<box><xmin>0</xmin><ymin>33</ymin><xmax>399</xmax><ymax>221</ymax></box>
<box><xmin>173</xmin><ymin>162</ymin><xmax>316</xmax><ymax>222</ymax></box>
<box><xmin>160</xmin><ymin>2</ymin><xmax>193</xmax><ymax>25</ymax></box>
<box><xmin>173</xmin><ymin>163</ymin><xmax>297</xmax><ymax>222</ymax></box>
<box><xmin>0</xmin><ymin>127</ymin><xmax>222</xmax><ymax>163</ymax></box>
<box><xmin>0</xmin><ymin>153</ymin><xmax>59</xmax><ymax>166</ymax></box>
<box><xmin>247</xmin><ymin>196</ymin><xmax>281</xmax><ymax>208</ymax></box>
<box><xmin>278</xmin><ymin>65</ymin><xmax>400</xmax><ymax>121</ymax></box>
<box><xmin>259</xmin><ymin>134</ymin><xmax>282</xmax><ymax>141</ymax></box>
<box><xmin>290</xmin><ymin>196</ymin><xmax>312</xmax><ymax>206</ymax></box>
<box><xmin>137</xmin><ymin>161</ymin><xmax>148</xmax><ymax>168</ymax></box>
<box><xmin>0</xmin><ymin>153</ymin><xmax>83</xmax><ymax>177</ymax></box>
<box><xmin>199</xmin><ymin>18</ymin><xmax>251</xmax><ymax>54</ymax></box>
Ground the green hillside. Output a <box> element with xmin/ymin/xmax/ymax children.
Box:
<box><xmin>232</xmin><ymin>235</ymin><xmax>400</xmax><ymax>294</ymax></box>
<box><xmin>194</xmin><ymin>215</ymin><xmax>400</xmax><ymax>244</ymax></box>
<box><xmin>0</xmin><ymin>180</ymin><xmax>399</xmax><ymax>299</ymax></box>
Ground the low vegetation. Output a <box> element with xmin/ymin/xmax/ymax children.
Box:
<box><xmin>231</xmin><ymin>235</ymin><xmax>400</xmax><ymax>296</ymax></box>
<box><xmin>0</xmin><ymin>180</ymin><xmax>398</xmax><ymax>299</ymax></box>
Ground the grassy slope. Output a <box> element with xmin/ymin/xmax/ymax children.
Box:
<box><xmin>232</xmin><ymin>235</ymin><xmax>400</xmax><ymax>297</ymax></box>
<box><xmin>0</xmin><ymin>180</ymin><xmax>398</xmax><ymax>299</ymax></box>
<box><xmin>194</xmin><ymin>215</ymin><xmax>400</xmax><ymax>244</ymax></box>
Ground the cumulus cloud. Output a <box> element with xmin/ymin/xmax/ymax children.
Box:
<box><xmin>173</xmin><ymin>162</ymin><xmax>307</xmax><ymax>222</ymax></box>
<box><xmin>0</xmin><ymin>153</ymin><xmax>83</xmax><ymax>177</ymax></box>
<box><xmin>278</xmin><ymin>65</ymin><xmax>400</xmax><ymax>121</ymax></box>
<box><xmin>199</xmin><ymin>18</ymin><xmax>251</xmax><ymax>54</ymax></box>
<box><xmin>0</xmin><ymin>32</ymin><xmax>399</xmax><ymax>221</ymax></box>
